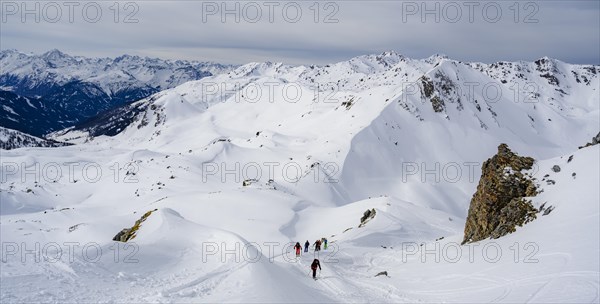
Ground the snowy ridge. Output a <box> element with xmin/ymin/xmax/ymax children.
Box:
<box><xmin>49</xmin><ymin>53</ymin><xmax>599</xmax><ymax>210</ymax></box>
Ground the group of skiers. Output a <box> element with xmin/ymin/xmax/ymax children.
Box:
<box><xmin>293</xmin><ymin>238</ymin><xmax>328</xmax><ymax>279</ymax></box>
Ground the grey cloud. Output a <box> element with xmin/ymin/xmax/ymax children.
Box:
<box><xmin>0</xmin><ymin>1</ymin><xmax>598</xmax><ymax>65</ymax></box>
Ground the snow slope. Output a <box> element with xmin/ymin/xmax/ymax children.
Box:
<box><xmin>1</xmin><ymin>52</ymin><xmax>598</xmax><ymax>303</ymax></box>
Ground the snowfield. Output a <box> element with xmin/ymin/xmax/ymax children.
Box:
<box><xmin>1</xmin><ymin>52</ymin><xmax>599</xmax><ymax>303</ymax></box>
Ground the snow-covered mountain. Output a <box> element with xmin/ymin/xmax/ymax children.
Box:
<box><xmin>0</xmin><ymin>49</ymin><xmax>235</xmax><ymax>136</ymax></box>
<box><xmin>1</xmin><ymin>51</ymin><xmax>598</xmax><ymax>303</ymax></box>
<box><xmin>48</xmin><ymin>52</ymin><xmax>598</xmax><ymax>211</ymax></box>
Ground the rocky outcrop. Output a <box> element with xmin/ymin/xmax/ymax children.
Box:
<box><xmin>359</xmin><ymin>209</ymin><xmax>376</xmax><ymax>228</ymax></box>
<box><xmin>374</xmin><ymin>271</ymin><xmax>389</xmax><ymax>277</ymax></box>
<box><xmin>579</xmin><ymin>132</ymin><xmax>600</xmax><ymax>149</ymax></box>
<box><xmin>113</xmin><ymin>209</ymin><xmax>157</xmax><ymax>242</ymax></box>
<box><xmin>462</xmin><ymin>144</ymin><xmax>539</xmax><ymax>244</ymax></box>
<box><xmin>242</xmin><ymin>179</ymin><xmax>259</xmax><ymax>187</ymax></box>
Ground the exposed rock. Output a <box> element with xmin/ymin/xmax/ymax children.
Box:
<box><xmin>242</xmin><ymin>179</ymin><xmax>258</xmax><ymax>187</ymax></box>
<box><xmin>542</xmin><ymin>205</ymin><xmax>555</xmax><ymax>216</ymax></box>
<box><xmin>359</xmin><ymin>208</ymin><xmax>376</xmax><ymax>228</ymax></box>
<box><xmin>579</xmin><ymin>132</ymin><xmax>600</xmax><ymax>149</ymax></box>
<box><xmin>462</xmin><ymin>144</ymin><xmax>539</xmax><ymax>244</ymax></box>
<box><xmin>551</xmin><ymin>165</ymin><xmax>561</xmax><ymax>173</ymax></box>
<box><xmin>430</xmin><ymin>96</ymin><xmax>445</xmax><ymax>113</ymax></box>
<box><xmin>374</xmin><ymin>271</ymin><xmax>389</xmax><ymax>277</ymax></box>
<box><xmin>341</xmin><ymin>97</ymin><xmax>356</xmax><ymax>110</ymax></box>
<box><xmin>113</xmin><ymin>229</ymin><xmax>131</xmax><ymax>242</ymax></box>
<box><xmin>489</xmin><ymin>198</ymin><xmax>538</xmax><ymax>239</ymax></box>
<box><xmin>420</xmin><ymin>76</ymin><xmax>445</xmax><ymax>113</ymax></box>
<box><xmin>68</xmin><ymin>223</ymin><xmax>85</xmax><ymax>232</ymax></box>
<box><xmin>112</xmin><ymin>209</ymin><xmax>158</xmax><ymax>242</ymax></box>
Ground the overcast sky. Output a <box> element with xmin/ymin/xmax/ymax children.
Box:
<box><xmin>1</xmin><ymin>1</ymin><xmax>598</xmax><ymax>65</ymax></box>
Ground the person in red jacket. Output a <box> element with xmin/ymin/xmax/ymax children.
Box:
<box><xmin>311</xmin><ymin>259</ymin><xmax>321</xmax><ymax>279</ymax></box>
<box><xmin>294</xmin><ymin>242</ymin><xmax>302</xmax><ymax>257</ymax></box>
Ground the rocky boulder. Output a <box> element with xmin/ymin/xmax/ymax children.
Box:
<box><xmin>462</xmin><ymin>144</ymin><xmax>539</xmax><ymax>244</ymax></box>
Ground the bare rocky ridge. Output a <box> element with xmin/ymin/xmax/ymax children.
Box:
<box><xmin>462</xmin><ymin>144</ymin><xmax>539</xmax><ymax>244</ymax></box>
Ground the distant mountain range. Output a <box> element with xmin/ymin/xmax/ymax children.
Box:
<box><xmin>2</xmin><ymin>49</ymin><xmax>598</xmax><ymax>153</ymax></box>
<box><xmin>0</xmin><ymin>49</ymin><xmax>235</xmax><ymax>137</ymax></box>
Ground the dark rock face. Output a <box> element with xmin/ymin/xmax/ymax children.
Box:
<box><xmin>552</xmin><ymin>165</ymin><xmax>561</xmax><ymax>173</ymax></box>
<box><xmin>420</xmin><ymin>75</ymin><xmax>445</xmax><ymax>113</ymax></box>
<box><xmin>462</xmin><ymin>144</ymin><xmax>538</xmax><ymax>244</ymax></box>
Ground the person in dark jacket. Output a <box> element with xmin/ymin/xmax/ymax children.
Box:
<box><xmin>304</xmin><ymin>240</ymin><xmax>310</xmax><ymax>252</ymax></box>
<box><xmin>311</xmin><ymin>259</ymin><xmax>321</xmax><ymax>279</ymax></box>
<box><xmin>294</xmin><ymin>242</ymin><xmax>302</xmax><ymax>257</ymax></box>
<box><xmin>314</xmin><ymin>239</ymin><xmax>321</xmax><ymax>251</ymax></box>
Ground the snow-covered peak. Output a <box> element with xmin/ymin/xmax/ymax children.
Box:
<box><xmin>0</xmin><ymin>49</ymin><xmax>237</xmax><ymax>97</ymax></box>
<box><xmin>424</xmin><ymin>53</ymin><xmax>449</xmax><ymax>64</ymax></box>
<box><xmin>41</xmin><ymin>48</ymin><xmax>70</xmax><ymax>60</ymax></box>
<box><xmin>229</xmin><ymin>61</ymin><xmax>286</xmax><ymax>78</ymax></box>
